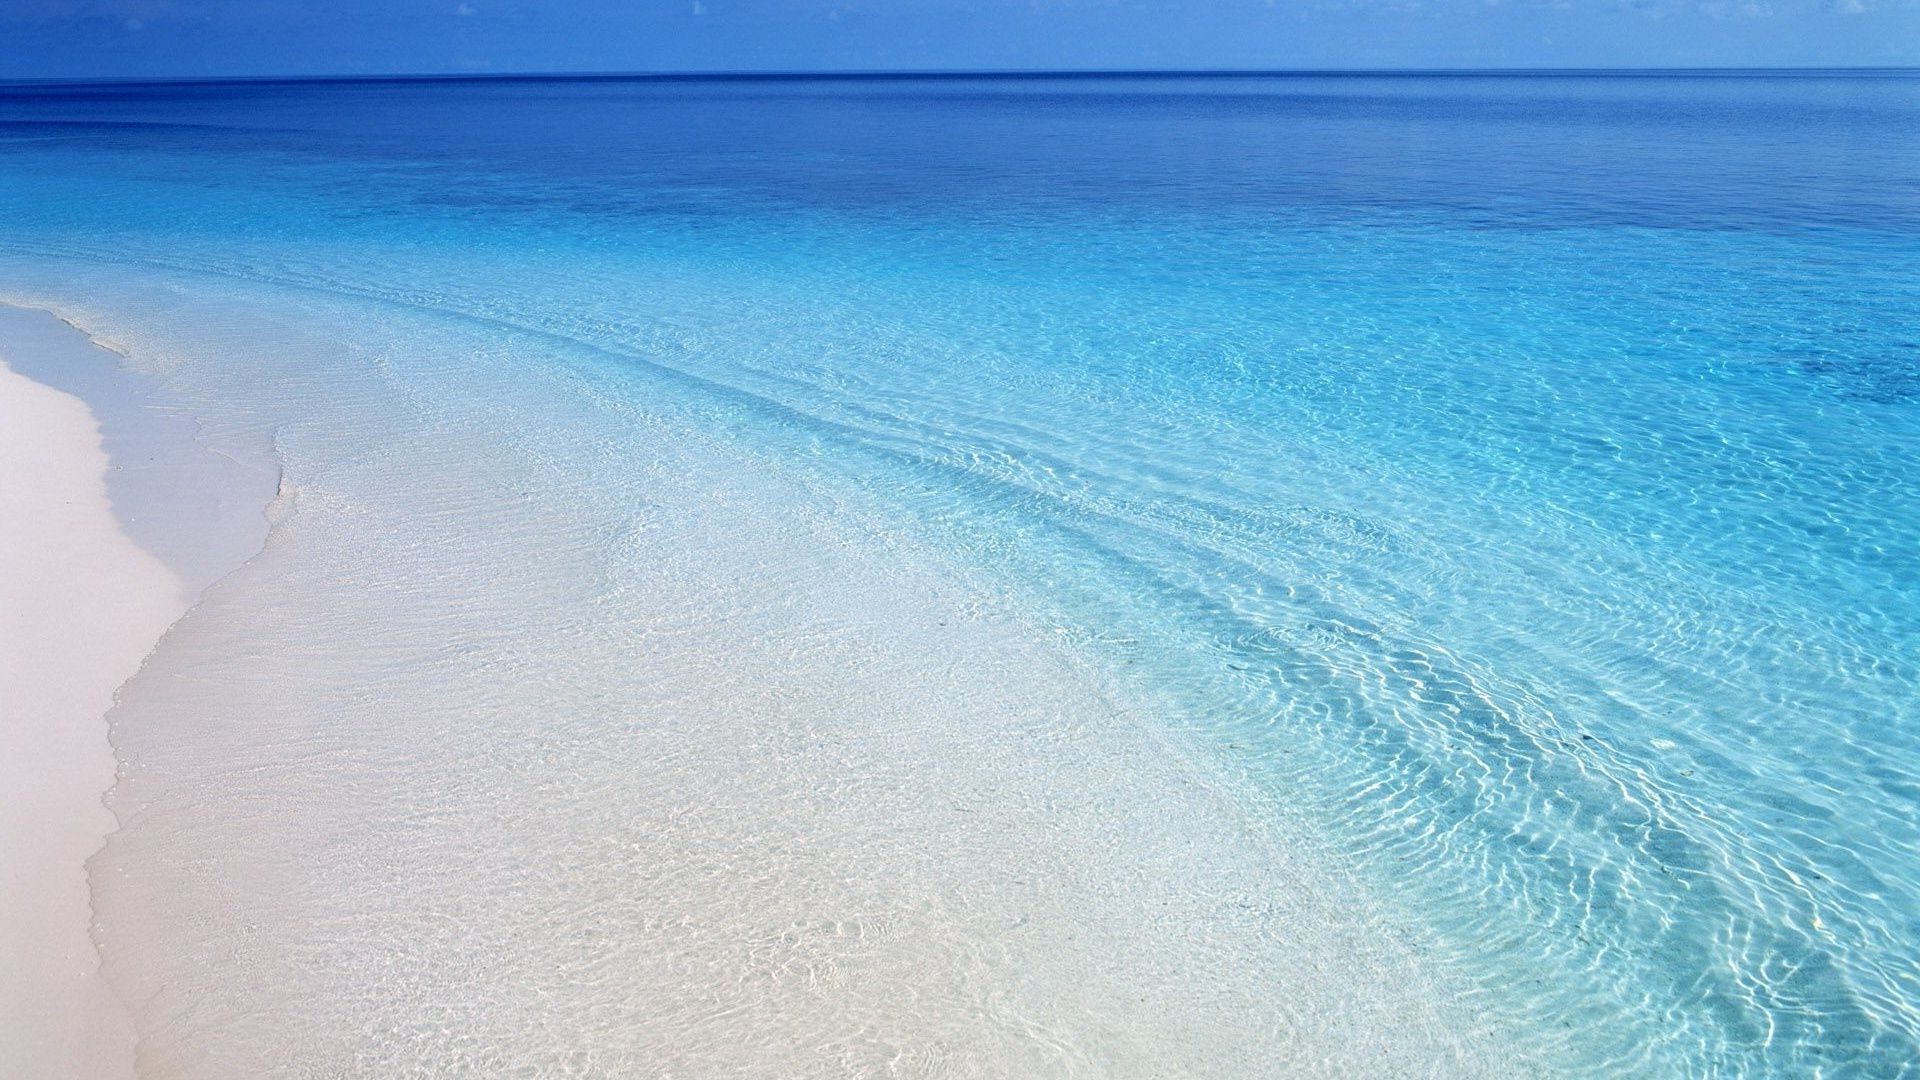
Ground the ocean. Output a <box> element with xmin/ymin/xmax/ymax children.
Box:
<box><xmin>2</xmin><ymin>71</ymin><xmax>1917</xmax><ymax>1076</ymax></box>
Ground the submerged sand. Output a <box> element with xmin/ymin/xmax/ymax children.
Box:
<box><xmin>2</xmin><ymin>291</ymin><xmax>1528</xmax><ymax>1077</ymax></box>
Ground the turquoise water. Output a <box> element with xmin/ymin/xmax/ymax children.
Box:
<box><xmin>3</xmin><ymin>73</ymin><xmax>1919</xmax><ymax>1075</ymax></box>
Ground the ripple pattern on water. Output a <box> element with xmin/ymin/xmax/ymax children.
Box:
<box><xmin>3</xmin><ymin>72</ymin><xmax>1919</xmax><ymax>1076</ymax></box>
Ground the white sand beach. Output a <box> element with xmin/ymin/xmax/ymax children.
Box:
<box><xmin>0</xmin><ymin>349</ymin><xmax>179</xmax><ymax>1080</ymax></box>
<box><xmin>0</xmin><ymin>293</ymin><xmax>1518</xmax><ymax>1079</ymax></box>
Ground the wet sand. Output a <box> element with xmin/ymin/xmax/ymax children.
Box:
<box><xmin>0</xmin><ymin>342</ymin><xmax>173</xmax><ymax>1080</ymax></box>
<box><xmin>0</xmin><ymin>305</ymin><xmax>275</xmax><ymax>1080</ymax></box>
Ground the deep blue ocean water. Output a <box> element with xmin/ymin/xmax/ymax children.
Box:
<box><xmin>3</xmin><ymin>72</ymin><xmax>1918</xmax><ymax>1075</ymax></box>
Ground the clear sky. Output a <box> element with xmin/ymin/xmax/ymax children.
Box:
<box><xmin>0</xmin><ymin>0</ymin><xmax>1916</xmax><ymax>80</ymax></box>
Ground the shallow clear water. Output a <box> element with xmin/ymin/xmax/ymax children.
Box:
<box><xmin>3</xmin><ymin>72</ymin><xmax>1918</xmax><ymax>1076</ymax></box>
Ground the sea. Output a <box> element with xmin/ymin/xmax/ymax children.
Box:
<box><xmin>2</xmin><ymin>71</ymin><xmax>1917</xmax><ymax>1077</ymax></box>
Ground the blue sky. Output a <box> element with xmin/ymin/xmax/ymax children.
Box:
<box><xmin>1</xmin><ymin>0</ymin><xmax>1915</xmax><ymax>79</ymax></box>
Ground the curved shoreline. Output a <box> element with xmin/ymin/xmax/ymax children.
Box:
<box><xmin>11</xmin><ymin>286</ymin><xmax>1523</xmax><ymax>1076</ymax></box>
<box><xmin>0</xmin><ymin>306</ymin><xmax>282</xmax><ymax>596</ymax></box>
<box><xmin>0</xmin><ymin>321</ymin><xmax>171</xmax><ymax>1080</ymax></box>
<box><xmin>0</xmin><ymin>305</ymin><xmax>278</xmax><ymax>1080</ymax></box>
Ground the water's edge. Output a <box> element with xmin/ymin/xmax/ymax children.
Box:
<box><xmin>0</xmin><ymin>304</ymin><xmax>281</xmax><ymax>596</ymax></box>
<box><xmin>0</xmin><ymin>303</ymin><xmax>280</xmax><ymax>1079</ymax></box>
<box><xmin>6</xmin><ymin>288</ymin><xmax>1541</xmax><ymax>1077</ymax></box>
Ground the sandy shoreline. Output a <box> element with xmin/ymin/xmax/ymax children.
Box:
<box><xmin>0</xmin><ymin>295</ymin><xmax>1519</xmax><ymax>1076</ymax></box>
<box><xmin>0</xmin><ymin>305</ymin><xmax>275</xmax><ymax>1080</ymax></box>
<box><xmin>0</xmin><ymin>338</ymin><xmax>176</xmax><ymax>1080</ymax></box>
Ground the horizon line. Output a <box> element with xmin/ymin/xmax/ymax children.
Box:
<box><xmin>3</xmin><ymin>65</ymin><xmax>1918</xmax><ymax>90</ymax></box>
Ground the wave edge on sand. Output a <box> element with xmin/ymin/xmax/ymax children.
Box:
<box><xmin>0</xmin><ymin>303</ymin><xmax>280</xmax><ymax>1080</ymax></box>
